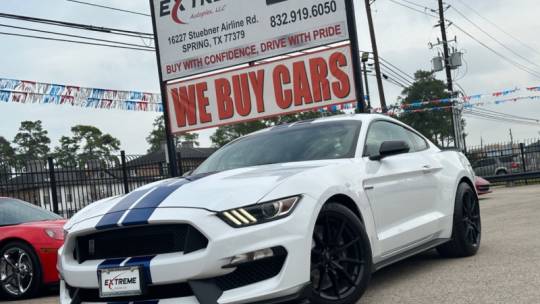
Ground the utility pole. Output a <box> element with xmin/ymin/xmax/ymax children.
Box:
<box><xmin>438</xmin><ymin>0</ymin><xmax>453</xmax><ymax>93</ymax></box>
<box><xmin>364</xmin><ymin>0</ymin><xmax>387</xmax><ymax>112</ymax></box>
<box><xmin>361</xmin><ymin>52</ymin><xmax>371</xmax><ymax>111</ymax></box>
<box><xmin>509</xmin><ymin>129</ymin><xmax>514</xmax><ymax>145</ymax></box>
<box><xmin>437</xmin><ymin>0</ymin><xmax>460</xmax><ymax>151</ymax></box>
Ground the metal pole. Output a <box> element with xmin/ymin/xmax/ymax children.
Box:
<box><xmin>47</xmin><ymin>157</ymin><xmax>59</xmax><ymax>215</ymax></box>
<box><xmin>345</xmin><ymin>0</ymin><xmax>367</xmax><ymax>113</ymax></box>
<box><xmin>362</xmin><ymin>61</ymin><xmax>371</xmax><ymax>111</ymax></box>
<box><xmin>364</xmin><ymin>0</ymin><xmax>387</xmax><ymax>112</ymax></box>
<box><xmin>149</xmin><ymin>0</ymin><xmax>179</xmax><ymax>177</ymax></box>
<box><xmin>437</xmin><ymin>0</ymin><xmax>459</xmax><ymax>150</ymax></box>
<box><xmin>120</xmin><ymin>151</ymin><xmax>129</xmax><ymax>194</ymax></box>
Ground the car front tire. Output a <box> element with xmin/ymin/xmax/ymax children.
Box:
<box><xmin>437</xmin><ymin>182</ymin><xmax>481</xmax><ymax>258</ymax></box>
<box><xmin>309</xmin><ymin>203</ymin><xmax>372</xmax><ymax>304</ymax></box>
<box><xmin>0</xmin><ymin>241</ymin><xmax>42</xmax><ymax>300</ymax></box>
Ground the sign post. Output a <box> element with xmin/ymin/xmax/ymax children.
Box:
<box><xmin>344</xmin><ymin>0</ymin><xmax>367</xmax><ymax>113</ymax></box>
<box><xmin>149</xmin><ymin>0</ymin><xmax>179</xmax><ymax>177</ymax></box>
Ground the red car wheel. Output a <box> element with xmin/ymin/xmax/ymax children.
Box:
<box><xmin>0</xmin><ymin>241</ymin><xmax>42</xmax><ymax>299</ymax></box>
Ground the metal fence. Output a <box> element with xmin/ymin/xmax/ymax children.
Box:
<box><xmin>0</xmin><ymin>151</ymin><xmax>209</xmax><ymax>218</ymax></box>
<box><xmin>466</xmin><ymin>138</ymin><xmax>540</xmax><ymax>185</ymax></box>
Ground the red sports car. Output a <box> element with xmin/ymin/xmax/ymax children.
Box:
<box><xmin>475</xmin><ymin>176</ymin><xmax>492</xmax><ymax>195</ymax></box>
<box><xmin>0</xmin><ymin>197</ymin><xmax>66</xmax><ymax>299</ymax></box>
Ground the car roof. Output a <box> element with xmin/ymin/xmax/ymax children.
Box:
<box><xmin>254</xmin><ymin>113</ymin><xmax>394</xmax><ymax>135</ymax></box>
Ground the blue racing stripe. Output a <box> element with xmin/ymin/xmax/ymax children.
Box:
<box><xmin>98</xmin><ymin>258</ymin><xmax>126</xmax><ymax>269</ymax></box>
<box><xmin>95</xmin><ymin>190</ymin><xmax>151</xmax><ymax>230</ymax></box>
<box><xmin>121</xmin><ymin>179</ymin><xmax>191</xmax><ymax>226</ymax></box>
<box><xmin>123</xmin><ymin>256</ymin><xmax>156</xmax><ymax>284</ymax></box>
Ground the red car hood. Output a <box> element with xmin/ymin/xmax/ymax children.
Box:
<box><xmin>14</xmin><ymin>219</ymin><xmax>67</xmax><ymax>228</ymax></box>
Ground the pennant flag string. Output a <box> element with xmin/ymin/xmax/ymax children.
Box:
<box><xmin>1</xmin><ymin>77</ymin><xmax>538</xmax><ymax>114</ymax></box>
<box><xmin>0</xmin><ymin>78</ymin><xmax>163</xmax><ymax>112</ymax></box>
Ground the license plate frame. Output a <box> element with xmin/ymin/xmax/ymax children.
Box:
<box><xmin>98</xmin><ymin>266</ymin><xmax>144</xmax><ymax>298</ymax></box>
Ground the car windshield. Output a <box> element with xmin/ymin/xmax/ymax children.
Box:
<box><xmin>194</xmin><ymin>120</ymin><xmax>361</xmax><ymax>174</ymax></box>
<box><xmin>0</xmin><ymin>198</ymin><xmax>62</xmax><ymax>226</ymax></box>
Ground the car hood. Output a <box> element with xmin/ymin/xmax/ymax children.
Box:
<box><xmin>67</xmin><ymin>160</ymin><xmax>344</xmax><ymax>228</ymax></box>
<box><xmin>12</xmin><ymin>219</ymin><xmax>67</xmax><ymax>229</ymax></box>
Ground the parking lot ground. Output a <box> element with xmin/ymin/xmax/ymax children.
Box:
<box><xmin>5</xmin><ymin>185</ymin><xmax>540</xmax><ymax>304</ymax></box>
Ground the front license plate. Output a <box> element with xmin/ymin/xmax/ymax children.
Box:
<box><xmin>98</xmin><ymin>266</ymin><xmax>142</xmax><ymax>298</ymax></box>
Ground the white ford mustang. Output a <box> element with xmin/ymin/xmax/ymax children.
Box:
<box><xmin>59</xmin><ymin>114</ymin><xmax>481</xmax><ymax>304</ymax></box>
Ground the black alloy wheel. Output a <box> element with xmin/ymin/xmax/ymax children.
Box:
<box><xmin>462</xmin><ymin>190</ymin><xmax>481</xmax><ymax>247</ymax></box>
<box><xmin>438</xmin><ymin>182</ymin><xmax>482</xmax><ymax>258</ymax></box>
<box><xmin>0</xmin><ymin>242</ymin><xmax>42</xmax><ymax>299</ymax></box>
<box><xmin>309</xmin><ymin>203</ymin><xmax>372</xmax><ymax>304</ymax></box>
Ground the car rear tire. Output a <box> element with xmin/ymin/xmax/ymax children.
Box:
<box><xmin>308</xmin><ymin>203</ymin><xmax>372</xmax><ymax>304</ymax></box>
<box><xmin>437</xmin><ymin>182</ymin><xmax>481</xmax><ymax>258</ymax></box>
<box><xmin>0</xmin><ymin>241</ymin><xmax>42</xmax><ymax>300</ymax></box>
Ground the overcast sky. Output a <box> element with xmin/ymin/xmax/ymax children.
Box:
<box><xmin>1</xmin><ymin>0</ymin><xmax>539</xmax><ymax>154</ymax></box>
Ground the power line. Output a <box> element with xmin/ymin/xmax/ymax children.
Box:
<box><xmin>450</xmin><ymin>23</ymin><xmax>540</xmax><ymax>79</ymax></box>
<box><xmin>450</xmin><ymin>5</ymin><xmax>540</xmax><ymax>70</ymax></box>
<box><xmin>66</xmin><ymin>0</ymin><xmax>151</xmax><ymax>17</ymax></box>
<box><xmin>397</xmin><ymin>0</ymin><xmax>437</xmax><ymax>12</ymax></box>
<box><xmin>386</xmin><ymin>1</ymin><xmax>540</xmax><ymax>79</ymax></box>
<box><xmin>0</xmin><ymin>31</ymin><xmax>155</xmax><ymax>52</ymax></box>
<box><xmin>387</xmin><ymin>0</ymin><xmax>438</xmax><ymax>18</ymax></box>
<box><xmin>0</xmin><ymin>13</ymin><xmax>153</xmax><ymax>39</ymax></box>
<box><xmin>464</xmin><ymin>109</ymin><xmax>540</xmax><ymax>126</ymax></box>
<box><xmin>379</xmin><ymin>57</ymin><xmax>416</xmax><ymax>82</ymax></box>
<box><xmin>451</xmin><ymin>0</ymin><xmax>540</xmax><ymax>57</ymax></box>
<box><xmin>380</xmin><ymin>61</ymin><xmax>414</xmax><ymax>86</ymax></box>
<box><xmin>0</xmin><ymin>23</ymin><xmax>154</xmax><ymax>50</ymax></box>
<box><xmin>358</xmin><ymin>50</ymin><xmax>416</xmax><ymax>83</ymax></box>
<box><xmin>465</xmin><ymin>106</ymin><xmax>540</xmax><ymax>123</ymax></box>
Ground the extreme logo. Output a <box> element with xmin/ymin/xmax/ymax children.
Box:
<box><xmin>159</xmin><ymin>0</ymin><xmax>225</xmax><ymax>24</ymax></box>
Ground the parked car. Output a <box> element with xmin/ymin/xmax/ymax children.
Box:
<box><xmin>475</xmin><ymin>177</ymin><xmax>492</xmax><ymax>195</ymax></box>
<box><xmin>59</xmin><ymin>114</ymin><xmax>480</xmax><ymax>304</ymax></box>
<box><xmin>472</xmin><ymin>155</ymin><xmax>521</xmax><ymax>176</ymax></box>
<box><xmin>0</xmin><ymin>198</ymin><xmax>66</xmax><ymax>299</ymax></box>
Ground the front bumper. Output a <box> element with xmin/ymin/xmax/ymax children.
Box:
<box><xmin>59</xmin><ymin>196</ymin><xmax>317</xmax><ymax>304</ymax></box>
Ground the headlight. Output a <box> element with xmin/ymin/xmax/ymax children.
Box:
<box><xmin>44</xmin><ymin>228</ymin><xmax>64</xmax><ymax>241</ymax></box>
<box><xmin>218</xmin><ymin>196</ymin><xmax>301</xmax><ymax>227</ymax></box>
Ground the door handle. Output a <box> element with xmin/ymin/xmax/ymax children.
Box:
<box><xmin>422</xmin><ymin>165</ymin><xmax>433</xmax><ymax>174</ymax></box>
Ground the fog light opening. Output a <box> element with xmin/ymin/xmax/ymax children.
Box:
<box><xmin>224</xmin><ymin>248</ymin><xmax>276</xmax><ymax>268</ymax></box>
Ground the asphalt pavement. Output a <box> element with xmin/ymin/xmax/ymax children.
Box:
<box><xmin>4</xmin><ymin>184</ymin><xmax>540</xmax><ymax>304</ymax></box>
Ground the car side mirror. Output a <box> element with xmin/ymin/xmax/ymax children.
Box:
<box><xmin>369</xmin><ymin>140</ymin><xmax>410</xmax><ymax>161</ymax></box>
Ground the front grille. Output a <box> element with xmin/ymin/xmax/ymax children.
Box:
<box><xmin>66</xmin><ymin>282</ymin><xmax>193</xmax><ymax>302</ymax></box>
<box><xmin>75</xmin><ymin>224</ymin><xmax>208</xmax><ymax>263</ymax></box>
<box><xmin>67</xmin><ymin>249</ymin><xmax>287</xmax><ymax>302</ymax></box>
<box><xmin>216</xmin><ymin>253</ymin><xmax>287</xmax><ymax>290</ymax></box>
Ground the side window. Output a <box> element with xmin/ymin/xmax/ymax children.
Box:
<box><xmin>407</xmin><ymin>130</ymin><xmax>429</xmax><ymax>152</ymax></box>
<box><xmin>364</xmin><ymin>121</ymin><xmax>415</xmax><ymax>157</ymax></box>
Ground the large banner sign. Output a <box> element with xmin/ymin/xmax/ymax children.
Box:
<box><xmin>166</xmin><ymin>45</ymin><xmax>356</xmax><ymax>133</ymax></box>
<box><xmin>153</xmin><ymin>0</ymin><xmax>349</xmax><ymax>80</ymax></box>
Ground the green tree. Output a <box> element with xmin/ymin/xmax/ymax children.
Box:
<box><xmin>0</xmin><ymin>136</ymin><xmax>15</xmax><ymax>165</ymax></box>
<box><xmin>53</xmin><ymin>136</ymin><xmax>80</xmax><ymax>168</ymax></box>
<box><xmin>13</xmin><ymin>120</ymin><xmax>51</xmax><ymax>162</ymax></box>
<box><xmin>397</xmin><ymin>71</ymin><xmax>454</xmax><ymax>147</ymax></box>
<box><xmin>180</xmin><ymin>132</ymin><xmax>200</xmax><ymax>147</ymax></box>
<box><xmin>210</xmin><ymin>110</ymin><xmax>344</xmax><ymax>147</ymax></box>
<box><xmin>54</xmin><ymin>125</ymin><xmax>121</xmax><ymax>167</ymax></box>
<box><xmin>146</xmin><ymin>116</ymin><xmax>200</xmax><ymax>152</ymax></box>
<box><xmin>0</xmin><ymin>137</ymin><xmax>15</xmax><ymax>180</ymax></box>
<box><xmin>146</xmin><ymin>116</ymin><xmax>166</xmax><ymax>153</ymax></box>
